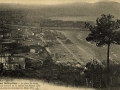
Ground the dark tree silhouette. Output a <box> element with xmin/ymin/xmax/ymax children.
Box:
<box><xmin>84</xmin><ymin>59</ymin><xmax>105</xmax><ymax>88</ymax></box>
<box><xmin>85</xmin><ymin>14</ymin><xmax>120</xmax><ymax>86</ymax></box>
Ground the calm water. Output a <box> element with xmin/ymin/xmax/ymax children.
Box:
<box><xmin>49</xmin><ymin>16</ymin><xmax>97</xmax><ymax>22</ymax></box>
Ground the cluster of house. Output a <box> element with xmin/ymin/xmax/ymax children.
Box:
<box><xmin>0</xmin><ymin>27</ymin><xmax>57</xmax><ymax>71</ymax></box>
<box><xmin>0</xmin><ymin>44</ymin><xmax>48</xmax><ymax>71</ymax></box>
<box><xmin>0</xmin><ymin>53</ymin><xmax>25</xmax><ymax>70</ymax></box>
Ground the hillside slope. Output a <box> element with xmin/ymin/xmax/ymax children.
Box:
<box><xmin>0</xmin><ymin>1</ymin><xmax>120</xmax><ymax>18</ymax></box>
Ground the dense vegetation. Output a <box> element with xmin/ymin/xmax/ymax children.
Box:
<box><xmin>86</xmin><ymin>14</ymin><xmax>120</xmax><ymax>87</ymax></box>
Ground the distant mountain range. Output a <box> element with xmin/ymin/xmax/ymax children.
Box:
<box><xmin>0</xmin><ymin>1</ymin><xmax>120</xmax><ymax>20</ymax></box>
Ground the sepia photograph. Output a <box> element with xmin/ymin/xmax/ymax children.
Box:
<box><xmin>0</xmin><ymin>0</ymin><xmax>120</xmax><ymax>90</ymax></box>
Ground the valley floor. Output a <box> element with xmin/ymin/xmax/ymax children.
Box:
<box><xmin>59</xmin><ymin>30</ymin><xmax>120</xmax><ymax>64</ymax></box>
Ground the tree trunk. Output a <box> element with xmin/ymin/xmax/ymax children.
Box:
<box><xmin>107</xmin><ymin>42</ymin><xmax>110</xmax><ymax>87</ymax></box>
<box><xmin>107</xmin><ymin>42</ymin><xmax>110</xmax><ymax>73</ymax></box>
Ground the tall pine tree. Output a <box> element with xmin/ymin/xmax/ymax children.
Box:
<box><xmin>85</xmin><ymin>14</ymin><xmax>120</xmax><ymax>86</ymax></box>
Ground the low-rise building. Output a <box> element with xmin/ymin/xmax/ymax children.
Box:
<box><xmin>29</xmin><ymin>45</ymin><xmax>43</xmax><ymax>53</ymax></box>
<box><xmin>0</xmin><ymin>53</ymin><xmax>26</xmax><ymax>70</ymax></box>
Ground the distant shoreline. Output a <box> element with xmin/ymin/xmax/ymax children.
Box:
<box><xmin>5</xmin><ymin>24</ymin><xmax>89</xmax><ymax>31</ymax></box>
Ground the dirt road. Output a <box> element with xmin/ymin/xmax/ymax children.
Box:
<box><xmin>60</xmin><ymin>30</ymin><xmax>120</xmax><ymax>64</ymax></box>
<box><xmin>56</xmin><ymin>38</ymin><xmax>84</xmax><ymax>65</ymax></box>
<box><xmin>60</xmin><ymin>30</ymin><xmax>103</xmax><ymax>64</ymax></box>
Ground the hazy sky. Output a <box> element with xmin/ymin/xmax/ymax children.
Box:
<box><xmin>0</xmin><ymin>0</ymin><xmax>120</xmax><ymax>5</ymax></box>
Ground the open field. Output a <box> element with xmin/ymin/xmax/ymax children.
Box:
<box><xmin>49</xmin><ymin>44</ymin><xmax>76</xmax><ymax>62</ymax></box>
<box><xmin>59</xmin><ymin>29</ymin><xmax>120</xmax><ymax>65</ymax></box>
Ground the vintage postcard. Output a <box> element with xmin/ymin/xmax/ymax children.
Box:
<box><xmin>0</xmin><ymin>0</ymin><xmax>120</xmax><ymax>90</ymax></box>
